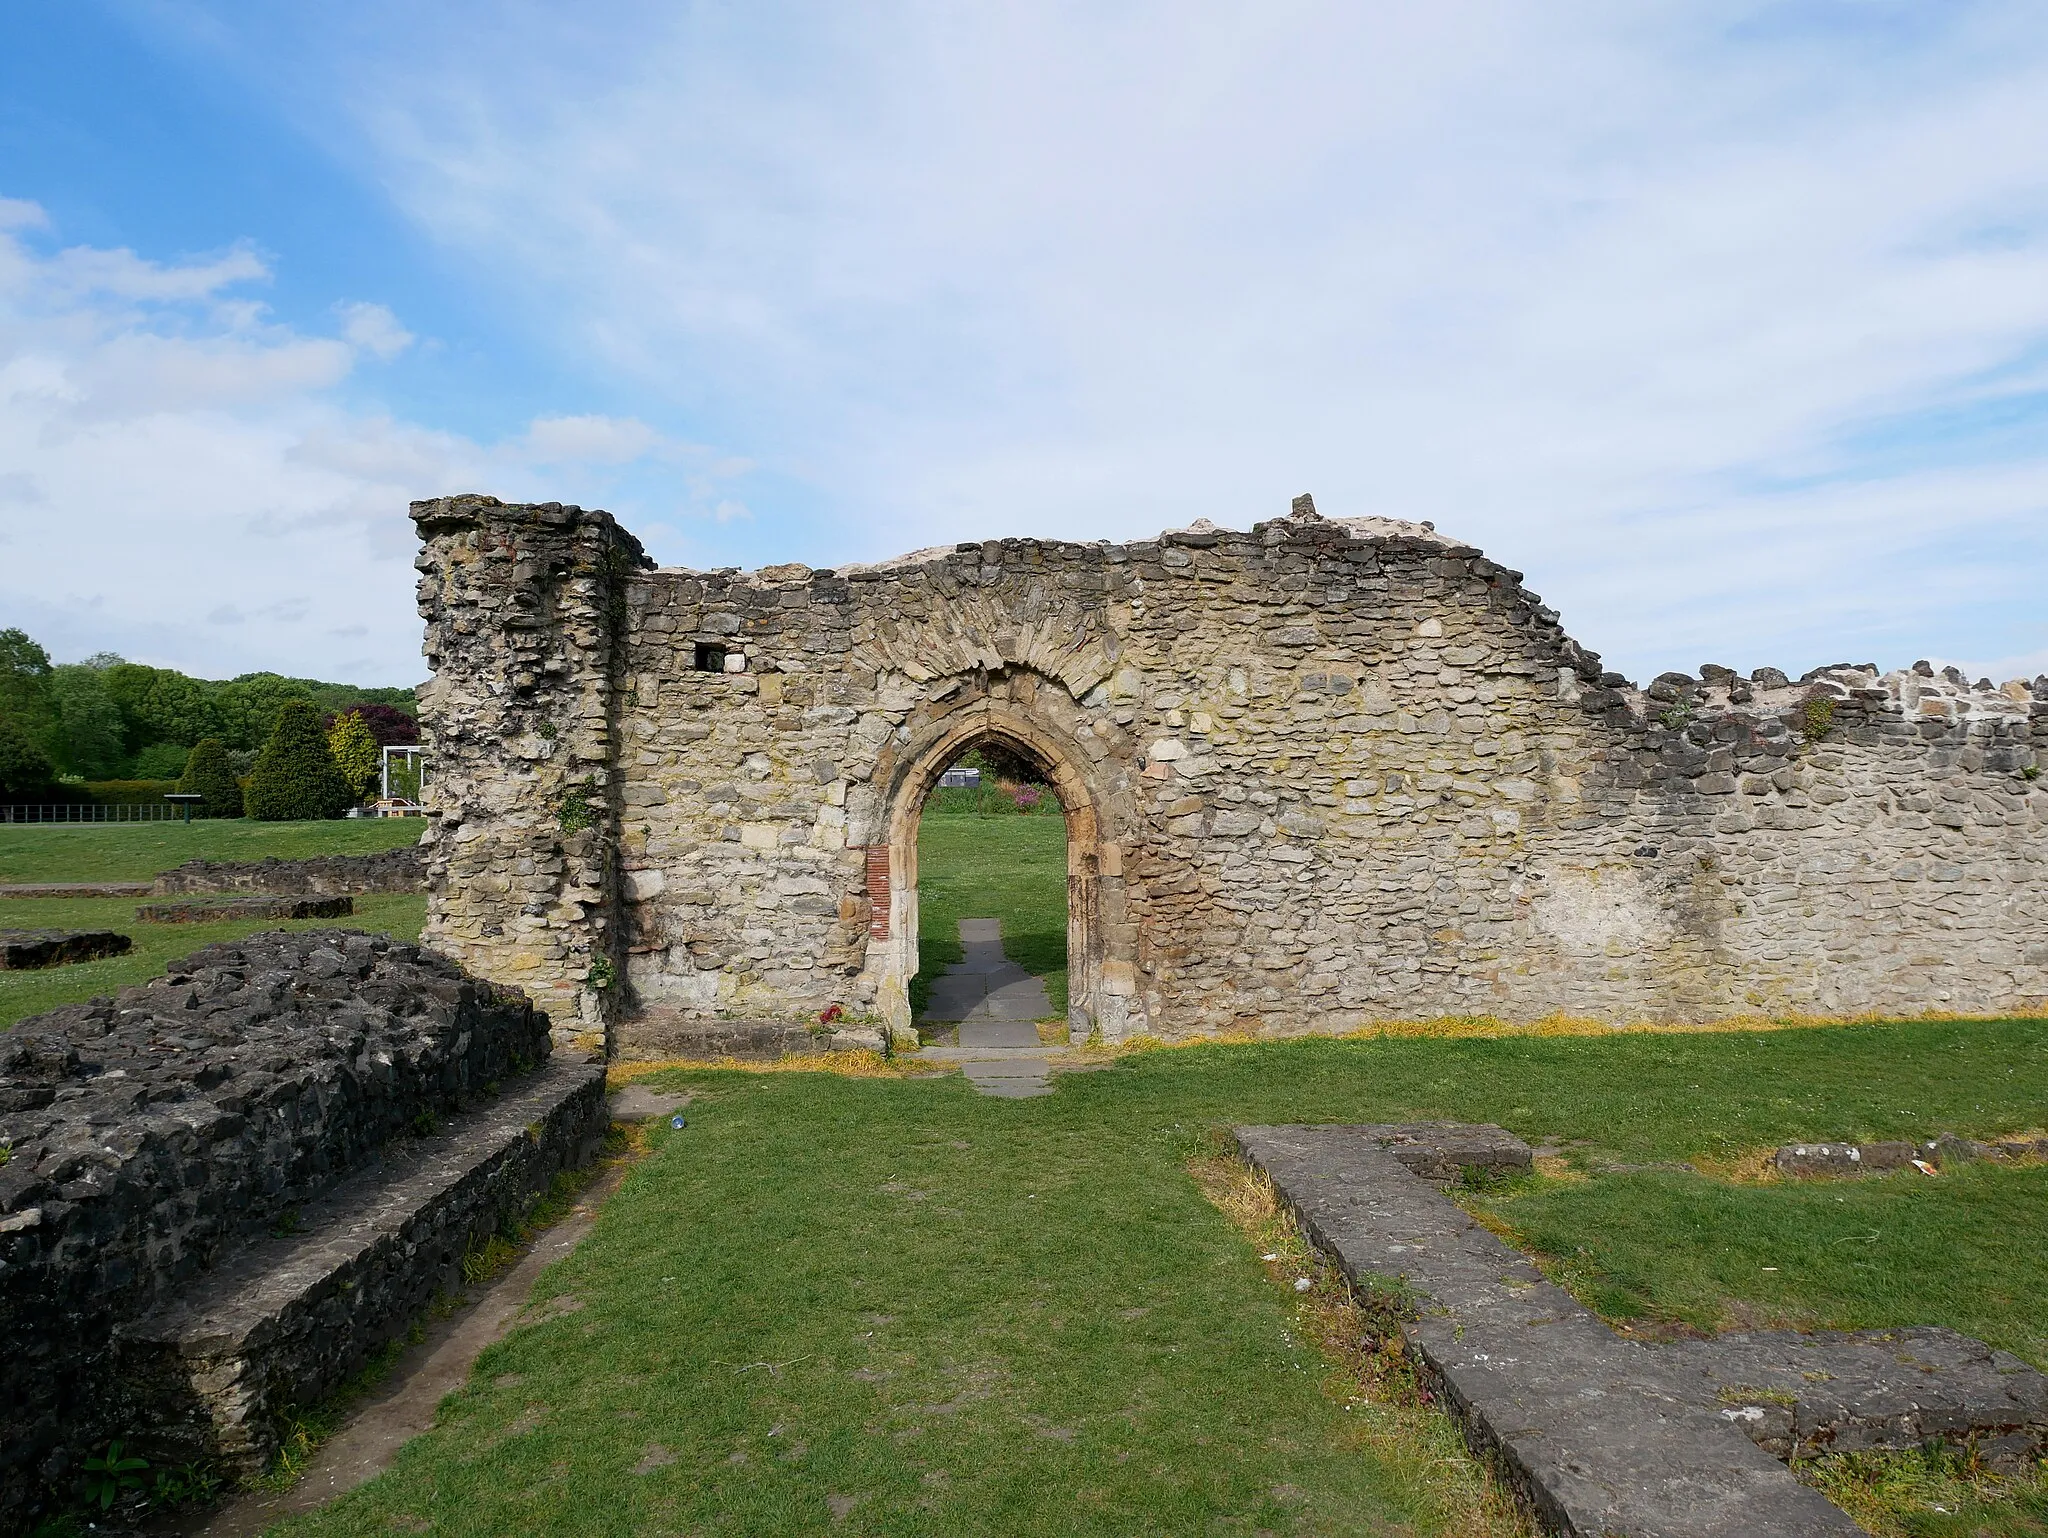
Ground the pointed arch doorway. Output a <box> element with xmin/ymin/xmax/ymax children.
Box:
<box><xmin>868</xmin><ymin>704</ymin><xmax>1110</xmax><ymax>1046</ymax></box>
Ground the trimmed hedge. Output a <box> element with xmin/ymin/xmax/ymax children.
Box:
<box><xmin>81</xmin><ymin>779</ymin><xmax>180</xmax><ymax>806</ymax></box>
<box><xmin>245</xmin><ymin>701</ymin><xmax>352</xmax><ymax>821</ymax></box>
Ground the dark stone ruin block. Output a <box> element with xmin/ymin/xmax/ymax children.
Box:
<box><xmin>0</xmin><ymin>929</ymin><xmax>133</xmax><ymax>969</ymax></box>
<box><xmin>135</xmin><ymin>895</ymin><xmax>355</xmax><ymax>923</ymax></box>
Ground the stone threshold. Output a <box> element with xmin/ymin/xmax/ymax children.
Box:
<box><xmin>1235</xmin><ymin>1124</ymin><xmax>2045</xmax><ymax>1536</ymax></box>
<box><xmin>120</xmin><ymin>1060</ymin><xmax>607</xmax><ymax>1475</ymax></box>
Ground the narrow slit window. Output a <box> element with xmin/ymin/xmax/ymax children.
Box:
<box><xmin>693</xmin><ymin>642</ymin><xmax>727</xmax><ymax>673</ymax></box>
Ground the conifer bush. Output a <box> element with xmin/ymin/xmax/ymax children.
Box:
<box><xmin>326</xmin><ymin>709</ymin><xmax>382</xmax><ymax>804</ymax></box>
<box><xmin>245</xmin><ymin>701</ymin><xmax>352</xmax><ymax>820</ymax></box>
<box><xmin>176</xmin><ymin>736</ymin><xmax>245</xmax><ymax>818</ymax></box>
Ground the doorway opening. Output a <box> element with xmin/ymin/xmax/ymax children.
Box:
<box><xmin>908</xmin><ymin>737</ymin><xmax>1069</xmax><ymax>1046</ymax></box>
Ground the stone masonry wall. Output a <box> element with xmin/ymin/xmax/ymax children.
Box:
<box><xmin>410</xmin><ymin>493</ymin><xmax>2048</xmax><ymax>1048</ymax></box>
<box><xmin>0</xmin><ymin>930</ymin><xmax>553</xmax><ymax>1528</ymax></box>
<box><xmin>412</xmin><ymin>498</ymin><xmax>651</xmax><ymax>1046</ymax></box>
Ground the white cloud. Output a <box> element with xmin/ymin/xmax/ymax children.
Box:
<box><xmin>228</xmin><ymin>0</ymin><xmax>2048</xmax><ymax>681</ymax></box>
<box><xmin>337</xmin><ymin>300</ymin><xmax>414</xmax><ymax>360</ymax></box>
<box><xmin>0</xmin><ymin>211</ymin><xmax>707</xmax><ymax>682</ymax></box>
<box><xmin>521</xmin><ymin>413</ymin><xmax>661</xmax><ymax>464</ymax></box>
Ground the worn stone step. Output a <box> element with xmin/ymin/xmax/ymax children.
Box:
<box><xmin>119</xmin><ymin>1060</ymin><xmax>607</xmax><ymax>1473</ymax></box>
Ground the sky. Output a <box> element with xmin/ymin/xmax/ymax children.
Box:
<box><xmin>2</xmin><ymin>1</ymin><xmax>2045</xmax><ymax>689</ymax></box>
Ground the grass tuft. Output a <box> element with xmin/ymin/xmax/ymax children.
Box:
<box><xmin>1796</xmin><ymin>1442</ymin><xmax>2048</xmax><ymax>1537</ymax></box>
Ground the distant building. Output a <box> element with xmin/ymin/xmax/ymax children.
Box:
<box><xmin>938</xmin><ymin>766</ymin><xmax>981</xmax><ymax>788</ymax></box>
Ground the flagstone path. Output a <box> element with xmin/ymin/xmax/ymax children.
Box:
<box><xmin>915</xmin><ymin>917</ymin><xmax>1056</xmax><ymax>1097</ymax></box>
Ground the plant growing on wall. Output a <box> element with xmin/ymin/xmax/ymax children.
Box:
<box><xmin>1802</xmin><ymin>695</ymin><xmax>1837</xmax><ymax>741</ymax></box>
<box><xmin>246</xmin><ymin>701</ymin><xmax>353</xmax><ymax>820</ymax></box>
<box><xmin>176</xmin><ymin>737</ymin><xmax>244</xmax><ymax>818</ymax></box>
<box><xmin>557</xmin><ymin>780</ymin><xmax>599</xmax><ymax>834</ymax></box>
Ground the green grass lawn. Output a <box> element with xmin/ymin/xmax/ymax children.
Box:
<box><xmin>0</xmin><ymin>817</ymin><xmax>422</xmax><ymax>885</ymax></box>
<box><xmin>269</xmin><ymin>1018</ymin><xmax>2048</xmax><ymax>1538</ymax></box>
<box><xmin>0</xmin><ymin>893</ymin><xmax>428</xmax><ymax>1028</ymax></box>
<box><xmin>914</xmin><ymin>811</ymin><xmax>1067</xmax><ymax>1019</ymax></box>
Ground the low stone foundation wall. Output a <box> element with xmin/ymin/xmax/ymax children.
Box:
<box><xmin>614</xmin><ymin>1010</ymin><xmax>887</xmax><ymax>1060</ymax></box>
<box><xmin>136</xmin><ymin>896</ymin><xmax>355</xmax><ymax>923</ymax></box>
<box><xmin>150</xmin><ymin>844</ymin><xmax>427</xmax><ymax>897</ymax></box>
<box><xmin>0</xmin><ymin>930</ymin><xmax>552</xmax><ymax>1533</ymax></box>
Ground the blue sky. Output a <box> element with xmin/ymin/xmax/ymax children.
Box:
<box><xmin>2</xmin><ymin>0</ymin><xmax>2045</xmax><ymax>688</ymax></box>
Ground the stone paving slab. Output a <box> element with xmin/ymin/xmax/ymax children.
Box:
<box><xmin>0</xmin><ymin>881</ymin><xmax>152</xmax><ymax>898</ymax></box>
<box><xmin>958</xmin><ymin>1020</ymin><xmax>1040</xmax><ymax>1048</ymax></box>
<box><xmin>958</xmin><ymin>1058</ymin><xmax>1051</xmax><ymax>1098</ymax></box>
<box><xmin>1660</xmin><ymin>1327</ymin><xmax>2048</xmax><ymax>1468</ymax></box>
<box><xmin>609</xmin><ymin>1084</ymin><xmax>692</xmax><ymax>1123</ymax></box>
<box><xmin>1237</xmin><ymin>1124</ymin><xmax>1864</xmax><ymax>1538</ymax></box>
<box><xmin>917</xmin><ymin>917</ymin><xmax>1053</xmax><ymax>1024</ymax></box>
<box><xmin>0</xmin><ymin>928</ymin><xmax>133</xmax><ymax>969</ymax></box>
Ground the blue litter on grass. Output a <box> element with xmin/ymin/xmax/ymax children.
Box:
<box><xmin>670</xmin><ymin>1114</ymin><xmax>688</xmax><ymax>1129</ymax></box>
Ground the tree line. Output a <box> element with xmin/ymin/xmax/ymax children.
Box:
<box><xmin>0</xmin><ymin>627</ymin><xmax>421</xmax><ymax>812</ymax></box>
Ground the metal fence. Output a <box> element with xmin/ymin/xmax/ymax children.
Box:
<box><xmin>1</xmin><ymin>803</ymin><xmax>193</xmax><ymax>823</ymax></box>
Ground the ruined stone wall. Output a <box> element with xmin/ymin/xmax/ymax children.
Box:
<box><xmin>410</xmin><ymin>494</ymin><xmax>2048</xmax><ymax>1048</ymax></box>
<box><xmin>0</xmin><ymin>930</ymin><xmax>554</xmax><ymax>1528</ymax></box>
<box><xmin>412</xmin><ymin>498</ymin><xmax>649</xmax><ymax>1045</ymax></box>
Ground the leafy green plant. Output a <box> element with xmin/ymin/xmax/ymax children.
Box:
<box><xmin>537</xmin><ymin>720</ymin><xmax>558</xmax><ymax>741</ymax></box>
<box><xmin>587</xmin><ymin>954</ymin><xmax>616</xmax><ymax>990</ymax></box>
<box><xmin>1656</xmin><ymin>704</ymin><xmax>1694</xmax><ymax>731</ymax></box>
<box><xmin>1801</xmin><ymin>696</ymin><xmax>1836</xmax><ymax>740</ymax></box>
<box><xmin>556</xmin><ymin>780</ymin><xmax>598</xmax><ymax>834</ymax></box>
<box><xmin>246</xmin><ymin>700</ymin><xmax>353</xmax><ymax>820</ymax></box>
<box><xmin>2024</xmin><ymin>765</ymin><xmax>2041</xmax><ymax>781</ymax></box>
<box><xmin>81</xmin><ymin>1441</ymin><xmax>149</xmax><ymax>1511</ymax></box>
<box><xmin>150</xmin><ymin>1461</ymin><xmax>224</xmax><ymax>1511</ymax></box>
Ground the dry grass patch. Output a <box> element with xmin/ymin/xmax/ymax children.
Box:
<box><xmin>606</xmin><ymin>1049</ymin><xmax>948</xmax><ymax>1087</ymax></box>
<box><xmin>1187</xmin><ymin>1152</ymin><xmax>1536</xmax><ymax>1538</ymax></box>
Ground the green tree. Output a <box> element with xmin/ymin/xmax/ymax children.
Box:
<box><xmin>104</xmin><ymin>662</ymin><xmax>222</xmax><ymax>753</ymax></box>
<box><xmin>176</xmin><ymin>736</ymin><xmax>244</xmax><ymax>818</ymax></box>
<box><xmin>0</xmin><ymin>713</ymin><xmax>56</xmax><ymax>799</ymax></box>
<box><xmin>50</xmin><ymin>662</ymin><xmax>125</xmax><ymax>778</ymax></box>
<box><xmin>245</xmin><ymin>700</ymin><xmax>352</xmax><ymax>820</ymax></box>
<box><xmin>0</xmin><ymin>627</ymin><xmax>58</xmax><ymax>756</ymax></box>
<box><xmin>327</xmin><ymin>709</ymin><xmax>381</xmax><ymax>803</ymax></box>
<box><xmin>216</xmin><ymin>674</ymin><xmax>313</xmax><ymax>751</ymax></box>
